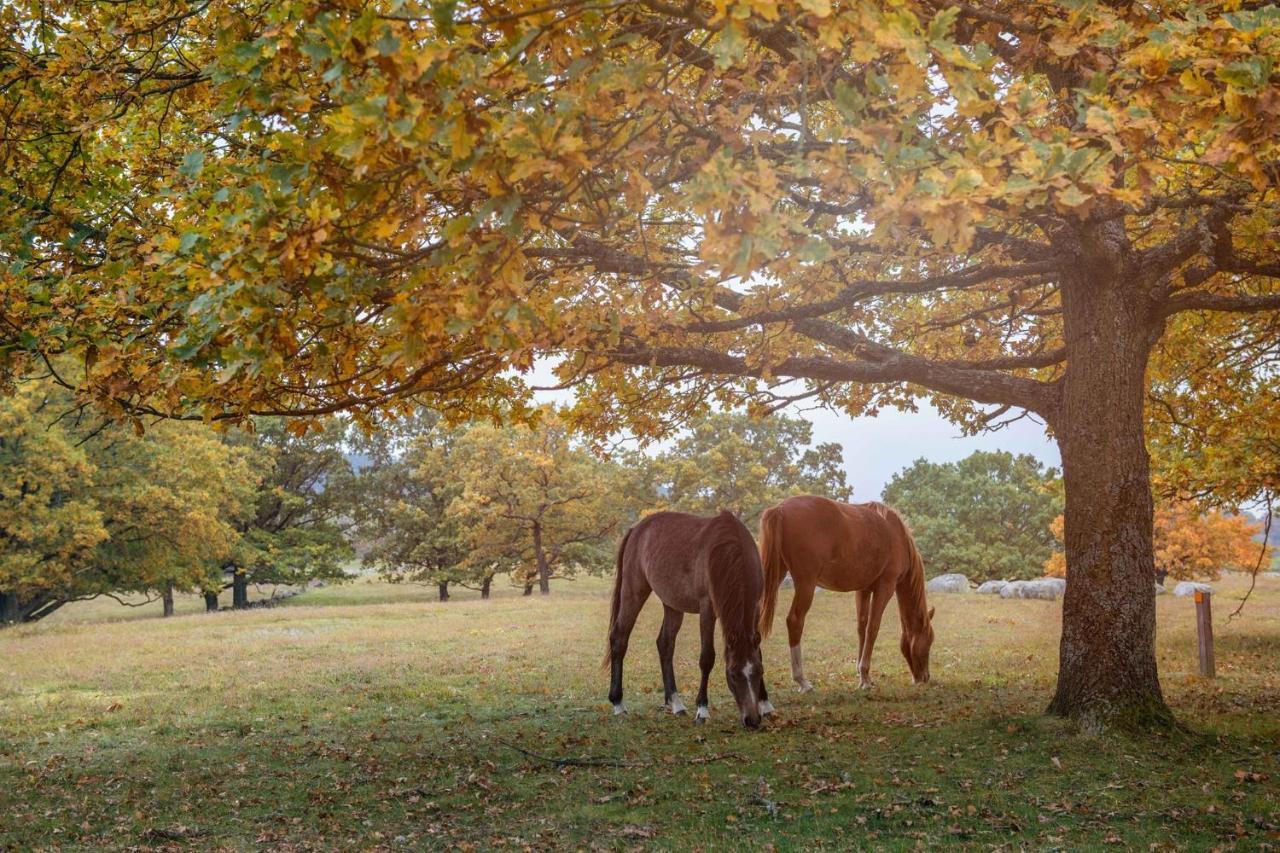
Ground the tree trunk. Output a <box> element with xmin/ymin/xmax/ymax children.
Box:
<box><xmin>0</xmin><ymin>592</ymin><xmax>19</xmax><ymax>626</ymax></box>
<box><xmin>1048</xmin><ymin>262</ymin><xmax>1173</xmax><ymax>731</ymax></box>
<box><xmin>204</xmin><ymin>591</ymin><xmax>220</xmax><ymax>612</ymax></box>
<box><xmin>481</xmin><ymin>576</ymin><xmax>492</xmax><ymax>600</ymax></box>
<box><xmin>533</xmin><ymin>522</ymin><xmax>551</xmax><ymax>595</ymax></box>
<box><xmin>162</xmin><ymin>583</ymin><xmax>175</xmax><ymax>618</ymax></box>
<box><xmin>438</xmin><ymin>581</ymin><xmax>450</xmax><ymax>602</ymax></box>
<box><xmin>232</xmin><ymin>571</ymin><xmax>249</xmax><ymax>609</ymax></box>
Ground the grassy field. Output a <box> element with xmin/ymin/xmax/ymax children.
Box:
<box><xmin>2</xmin><ymin>574</ymin><xmax>1278</xmax><ymax>850</ymax></box>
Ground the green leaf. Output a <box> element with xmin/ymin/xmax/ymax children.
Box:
<box><xmin>374</xmin><ymin>28</ymin><xmax>400</xmax><ymax>57</ymax></box>
<box><xmin>180</xmin><ymin>150</ymin><xmax>206</xmax><ymax>180</ymax></box>
<box><xmin>711</xmin><ymin>22</ymin><xmax>747</xmax><ymax>70</ymax></box>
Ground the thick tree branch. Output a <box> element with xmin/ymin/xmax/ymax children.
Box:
<box><xmin>603</xmin><ymin>342</ymin><xmax>1058</xmax><ymax>415</ymax></box>
<box><xmin>1162</xmin><ymin>291</ymin><xmax>1280</xmax><ymax>316</ymax></box>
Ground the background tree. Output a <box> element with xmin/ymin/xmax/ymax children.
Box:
<box><xmin>1</xmin><ymin>376</ymin><xmax>256</xmax><ymax>624</ymax></box>
<box><xmin>448</xmin><ymin>413</ymin><xmax>630</xmax><ymax>595</ymax></box>
<box><xmin>883</xmin><ymin>452</ymin><xmax>1062</xmax><ymax>583</ymax></box>
<box><xmin>6</xmin><ymin>1</ymin><xmax>1280</xmax><ymax>727</ymax></box>
<box><xmin>1047</xmin><ymin>504</ymin><xmax>1269</xmax><ymax>584</ymax></box>
<box><xmin>353</xmin><ymin>415</ymin><xmax>476</xmax><ymax>601</ymax></box>
<box><xmin>89</xmin><ymin>418</ymin><xmax>258</xmax><ymax>616</ymax></box>
<box><xmin>0</xmin><ymin>381</ymin><xmax>107</xmax><ymax>623</ymax></box>
<box><xmin>219</xmin><ymin>419</ymin><xmax>355</xmax><ymax>609</ymax></box>
<box><xmin>653</xmin><ymin>412</ymin><xmax>850</xmax><ymax>525</ymax></box>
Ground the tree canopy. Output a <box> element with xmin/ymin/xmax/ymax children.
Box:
<box><xmin>652</xmin><ymin>412</ymin><xmax>850</xmax><ymax>524</ymax></box>
<box><xmin>883</xmin><ymin>451</ymin><xmax>1061</xmax><ymax>583</ymax></box>
<box><xmin>0</xmin><ymin>375</ymin><xmax>258</xmax><ymax>623</ymax></box>
<box><xmin>5</xmin><ymin>0</ymin><xmax>1280</xmax><ymax>726</ymax></box>
<box><xmin>1</xmin><ymin>1</ymin><xmax>1275</xmax><ymax>427</ymax></box>
<box><xmin>220</xmin><ymin>418</ymin><xmax>355</xmax><ymax>607</ymax></box>
<box><xmin>353</xmin><ymin>412</ymin><xmax>475</xmax><ymax>598</ymax></box>
<box><xmin>447</xmin><ymin>411</ymin><xmax>632</xmax><ymax>594</ymax></box>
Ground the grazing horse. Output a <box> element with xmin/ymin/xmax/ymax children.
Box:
<box><xmin>605</xmin><ymin>510</ymin><xmax>772</xmax><ymax>728</ymax></box>
<box><xmin>759</xmin><ymin>496</ymin><xmax>935</xmax><ymax>691</ymax></box>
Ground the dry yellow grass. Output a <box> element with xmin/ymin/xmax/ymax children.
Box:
<box><xmin>2</xmin><ymin>572</ymin><xmax>1277</xmax><ymax>849</ymax></box>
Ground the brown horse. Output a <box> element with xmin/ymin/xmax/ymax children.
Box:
<box><xmin>606</xmin><ymin>510</ymin><xmax>772</xmax><ymax>728</ymax></box>
<box><xmin>759</xmin><ymin>496</ymin><xmax>935</xmax><ymax>691</ymax></box>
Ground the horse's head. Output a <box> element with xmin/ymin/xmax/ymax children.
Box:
<box><xmin>724</xmin><ymin>632</ymin><xmax>765</xmax><ymax>729</ymax></box>
<box><xmin>901</xmin><ymin>605</ymin><xmax>935</xmax><ymax>684</ymax></box>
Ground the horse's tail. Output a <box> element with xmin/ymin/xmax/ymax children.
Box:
<box><xmin>758</xmin><ymin>505</ymin><xmax>789</xmax><ymax>639</ymax></box>
<box><xmin>603</xmin><ymin>526</ymin><xmax>632</xmax><ymax>669</ymax></box>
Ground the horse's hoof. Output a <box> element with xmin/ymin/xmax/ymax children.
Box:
<box><xmin>694</xmin><ymin>706</ymin><xmax>709</xmax><ymax>723</ymax></box>
<box><xmin>857</xmin><ymin>680</ymin><xmax>873</xmax><ymax>691</ymax></box>
<box><xmin>758</xmin><ymin>699</ymin><xmax>775</xmax><ymax>717</ymax></box>
<box><xmin>668</xmin><ymin>694</ymin><xmax>687</xmax><ymax>715</ymax></box>
<box><xmin>795</xmin><ymin>681</ymin><xmax>814</xmax><ymax>693</ymax></box>
<box><xmin>612</xmin><ymin>702</ymin><xmax>628</xmax><ymax>715</ymax></box>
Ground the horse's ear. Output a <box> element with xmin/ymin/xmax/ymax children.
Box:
<box><xmin>928</xmin><ymin>606</ymin><xmax>935</xmax><ymax>621</ymax></box>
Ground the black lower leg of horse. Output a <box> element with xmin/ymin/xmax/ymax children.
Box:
<box><xmin>695</xmin><ymin>607</ymin><xmax>716</xmax><ymax>721</ymax></box>
<box><xmin>657</xmin><ymin>605</ymin><xmax>685</xmax><ymax>713</ymax></box>
<box><xmin>608</xmin><ymin>641</ymin><xmax>627</xmax><ymax>710</ymax></box>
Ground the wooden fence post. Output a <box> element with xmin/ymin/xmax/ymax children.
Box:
<box><xmin>1194</xmin><ymin>590</ymin><xmax>1215</xmax><ymax>678</ymax></box>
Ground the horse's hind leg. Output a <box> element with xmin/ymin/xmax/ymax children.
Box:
<box><xmin>657</xmin><ymin>605</ymin><xmax>686</xmax><ymax>715</ymax></box>
<box><xmin>786</xmin><ymin>581</ymin><xmax>816</xmax><ymax>692</ymax></box>
<box><xmin>694</xmin><ymin>603</ymin><xmax>715</xmax><ymax>722</ymax></box>
<box><xmin>857</xmin><ymin>584</ymin><xmax>894</xmax><ymax>689</ymax></box>
<box><xmin>608</xmin><ymin>580</ymin><xmax>650</xmax><ymax>715</ymax></box>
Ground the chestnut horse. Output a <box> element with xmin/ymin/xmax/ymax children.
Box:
<box><xmin>605</xmin><ymin>510</ymin><xmax>772</xmax><ymax>728</ymax></box>
<box><xmin>759</xmin><ymin>496</ymin><xmax>935</xmax><ymax>691</ymax></box>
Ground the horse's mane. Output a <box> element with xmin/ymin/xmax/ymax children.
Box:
<box><xmin>704</xmin><ymin>512</ymin><xmax>760</xmax><ymax>640</ymax></box>
<box><xmin>883</xmin><ymin>504</ymin><xmax>929</xmax><ymax>632</ymax></box>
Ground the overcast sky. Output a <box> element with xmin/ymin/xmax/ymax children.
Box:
<box><xmin>527</xmin><ymin>359</ymin><xmax>1059</xmax><ymax>499</ymax></box>
<box><xmin>802</xmin><ymin>404</ymin><xmax>1059</xmax><ymax>499</ymax></box>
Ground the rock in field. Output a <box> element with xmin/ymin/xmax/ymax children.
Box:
<box><xmin>1172</xmin><ymin>581</ymin><xmax>1213</xmax><ymax>597</ymax></box>
<box><xmin>1000</xmin><ymin>578</ymin><xmax>1066</xmax><ymax>600</ymax></box>
<box><xmin>926</xmin><ymin>573</ymin><xmax>971</xmax><ymax>593</ymax></box>
<box><xmin>976</xmin><ymin>580</ymin><xmax>1008</xmax><ymax>595</ymax></box>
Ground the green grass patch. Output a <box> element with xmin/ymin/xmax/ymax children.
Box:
<box><xmin>2</xmin><ymin>575</ymin><xmax>1278</xmax><ymax>849</ymax></box>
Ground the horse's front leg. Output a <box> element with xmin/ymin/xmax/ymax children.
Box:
<box><xmin>657</xmin><ymin>605</ymin><xmax>686</xmax><ymax>715</ymax></box>
<box><xmin>756</xmin><ymin>666</ymin><xmax>774</xmax><ymax>717</ymax></box>
<box><xmin>857</xmin><ymin>584</ymin><xmax>894</xmax><ymax>690</ymax></box>
<box><xmin>694</xmin><ymin>604</ymin><xmax>715</xmax><ymax>723</ymax></box>
<box><xmin>855</xmin><ymin>589</ymin><xmax>871</xmax><ymax>688</ymax></box>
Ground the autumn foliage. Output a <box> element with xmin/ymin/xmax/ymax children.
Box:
<box><xmin>4</xmin><ymin>0</ymin><xmax>1279</xmax><ymax>726</ymax></box>
<box><xmin>1046</xmin><ymin>504</ymin><xmax>1268</xmax><ymax>583</ymax></box>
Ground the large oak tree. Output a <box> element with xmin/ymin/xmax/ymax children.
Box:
<box><xmin>3</xmin><ymin>1</ymin><xmax>1279</xmax><ymax>728</ymax></box>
